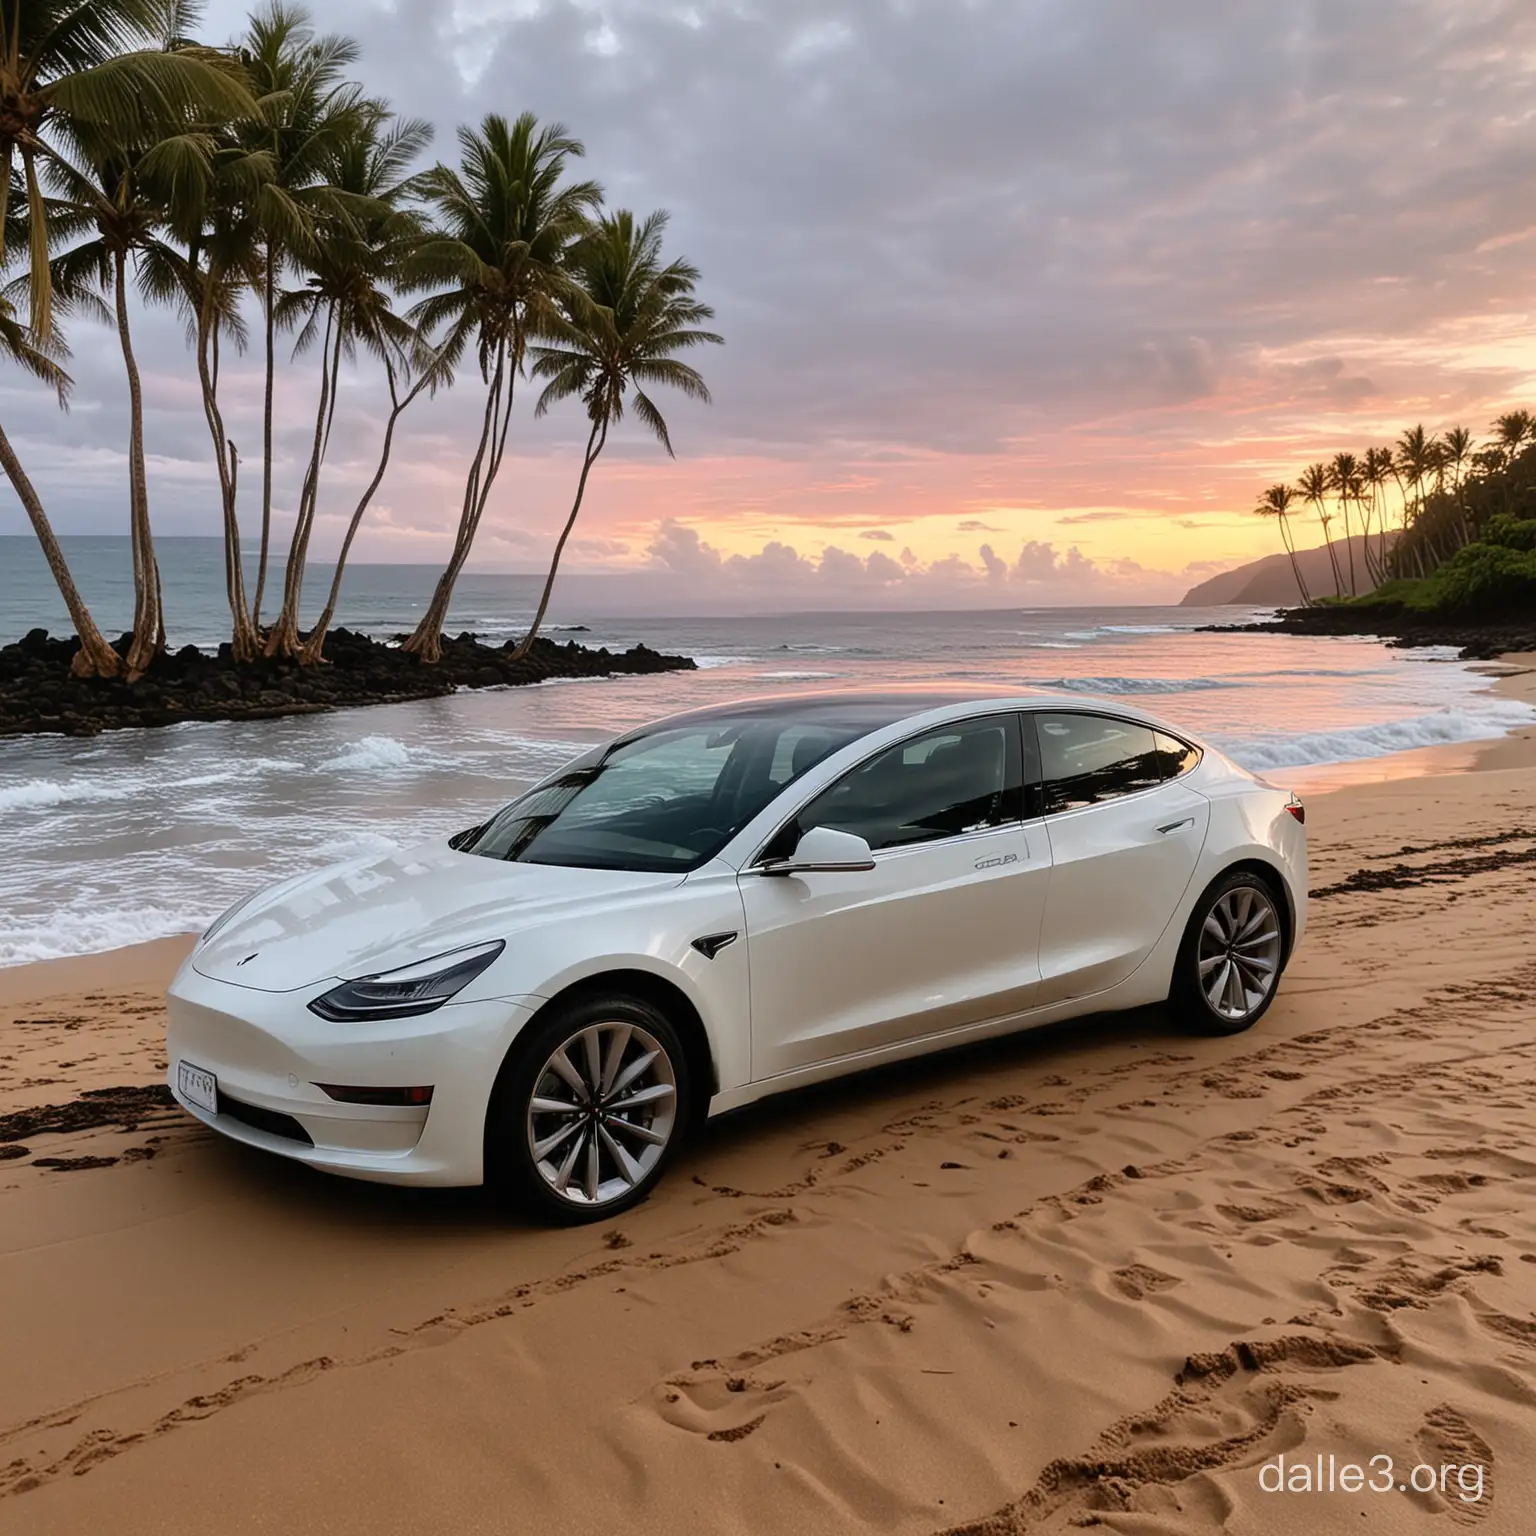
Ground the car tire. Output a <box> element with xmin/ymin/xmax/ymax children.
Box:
<box><xmin>486</xmin><ymin>991</ymin><xmax>692</xmax><ymax>1225</ymax></box>
<box><xmin>1171</xmin><ymin>869</ymin><xmax>1288</xmax><ymax>1036</ymax></box>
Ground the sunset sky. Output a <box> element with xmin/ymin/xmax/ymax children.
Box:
<box><xmin>4</xmin><ymin>0</ymin><xmax>1535</xmax><ymax>610</ymax></box>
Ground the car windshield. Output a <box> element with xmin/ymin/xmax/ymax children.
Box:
<box><xmin>457</xmin><ymin>710</ymin><xmax>887</xmax><ymax>872</ymax></box>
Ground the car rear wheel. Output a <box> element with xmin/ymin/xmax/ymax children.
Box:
<box><xmin>487</xmin><ymin>992</ymin><xmax>691</xmax><ymax>1224</ymax></box>
<box><xmin>1172</xmin><ymin>870</ymin><xmax>1286</xmax><ymax>1035</ymax></box>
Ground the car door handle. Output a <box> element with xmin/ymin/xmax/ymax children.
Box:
<box><xmin>1156</xmin><ymin>817</ymin><xmax>1195</xmax><ymax>835</ymax></box>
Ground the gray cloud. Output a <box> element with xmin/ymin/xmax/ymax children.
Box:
<box><xmin>5</xmin><ymin>0</ymin><xmax>1534</xmax><ymax>547</ymax></box>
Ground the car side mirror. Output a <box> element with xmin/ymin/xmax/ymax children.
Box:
<box><xmin>758</xmin><ymin>825</ymin><xmax>876</xmax><ymax>876</ymax></box>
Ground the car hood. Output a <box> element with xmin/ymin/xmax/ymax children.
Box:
<box><xmin>190</xmin><ymin>842</ymin><xmax>683</xmax><ymax>992</ymax></box>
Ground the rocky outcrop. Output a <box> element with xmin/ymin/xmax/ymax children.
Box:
<box><xmin>1205</xmin><ymin>606</ymin><xmax>1536</xmax><ymax>660</ymax></box>
<box><xmin>0</xmin><ymin>627</ymin><xmax>696</xmax><ymax>737</ymax></box>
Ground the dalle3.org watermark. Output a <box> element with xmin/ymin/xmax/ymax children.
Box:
<box><xmin>1259</xmin><ymin>1453</ymin><xmax>1487</xmax><ymax>1503</ymax></box>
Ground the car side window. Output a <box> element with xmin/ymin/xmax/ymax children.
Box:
<box><xmin>1153</xmin><ymin>729</ymin><xmax>1201</xmax><ymax>779</ymax></box>
<box><xmin>786</xmin><ymin>715</ymin><xmax>1022</xmax><ymax>853</ymax></box>
<box><xmin>1037</xmin><ymin>712</ymin><xmax>1164</xmax><ymax>813</ymax></box>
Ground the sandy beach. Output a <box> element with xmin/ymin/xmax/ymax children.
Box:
<box><xmin>3</xmin><ymin>661</ymin><xmax>1534</xmax><ymax>1535</ymax></box>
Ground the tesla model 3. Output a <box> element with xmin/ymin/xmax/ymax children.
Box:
<box><xmin>168</xmin><ymin>688</ymin><xmax>1307</xmax><ymax>1221</ymax></box>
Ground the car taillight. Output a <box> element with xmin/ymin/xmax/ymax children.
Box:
<box><xmin>1285</xmin><ymin>795</ymin><xmax>1305</xmax><ymax>826</ymax></box>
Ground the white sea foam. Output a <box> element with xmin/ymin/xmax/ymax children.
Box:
<box><xmin>1217</xmin><ymin>699</ymin><xmax>1536</xmax><ymax>771</ymax></box>
<box><xmin>319</xmin><ymin>735</ymin><xmax>413</xmax><ymax>771</ymax></box>
<box><xmin>0</xmin><ymin>778</ymin><xmax>126</xmax><ymax>814</ymax></box>
<box><xmin>691</xmin><ymin>655</ymin><xmax>750</xmax><ymax>669</ymax></box>
<box><xmin>0</xmin><ymin>901</ymin><xmax>207</xmax><ymax>967</ymax></box>
<box><xmin>1021</xmin><ymin>676</ymin><xmax>1233</xmax><ymax>695</ymax></box>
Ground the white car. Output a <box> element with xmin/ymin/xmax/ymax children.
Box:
<box><xmin>168</xmin><ymin>689</ymin><xmax>1306</xmax><ymax>1221</ymax></box>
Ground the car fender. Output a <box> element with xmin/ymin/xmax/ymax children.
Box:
<box><xmin>482</xmin><ymin>860</ymin><xmax>751</xmax><ymax>1096</ymax></box>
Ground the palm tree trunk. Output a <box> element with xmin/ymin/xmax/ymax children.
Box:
<box><xmin>1277</xmin><ymin>513</ymin><xmax>1310</xmax><ymax>607</ymax></box>
<box><xmin>22</xmin><ymin>150</ymin><xmax>52</xmax><ymax>340</ymax></box>
<box><xmin>253</xmin><ymin>254</ymin><xmax>277</xmax><ymax>628</ymax></box>
<box><xmin>510</xmin><ymin>416</ymin><xmax>607</xmax><ymax>661</ymax></box>
<box><xmin>113</xmin><ymin>249</ymin><xmax>160</xmax><ymax>676</ymax></box>
<box><xmin>1358</xmin><ymin>493</ymin><xmax>1376</xmax><ymax>587</ymax></box>
<box><xmin>195</xmin><ymin>300</ymin><xmax>258</xmax><ymax>660</ymax></box>
<box><xmin>1316</xmin><ymin>511</ymin><xmax>1343</xmax><ymax>598</ymax></box>
<box><xmin>301</xmin><ymin>365</ymin><xmax>429</xmax><ymax>665</ymax></box>
<box><xmin>1387</xmin><ymin>473</ymin><xmax>1409</xmax><ymax>579</ymax></box>
<box><xmin>403</xmin><ymin>338</ymin><xmax>511</xmax><ymax>662</ymax></box>
<box><xmin>1339</xmin><ymin>497</ymin><xmax>1356</xmax><ymax>596</ymax></box>
<box><xmin>0</xmin><ymin>418</ymin><xmax>121</xmax><ymax>677</ymax></box>
<box><xmin>266</xmin><ymin>305</ymin><xmax>337</xmax><ymax>659</ymax></box>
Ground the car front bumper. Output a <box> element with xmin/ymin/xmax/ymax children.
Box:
<box><xmin>166</xmin><ymin>960</ymin><xmax>539</xmax><ymax>1186</ymax></box>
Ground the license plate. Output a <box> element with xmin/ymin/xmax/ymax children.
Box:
<box><xmin>177</xmin><ymin>1060</ymin><xmax>219</xmax><ymax>1116</ymax></box>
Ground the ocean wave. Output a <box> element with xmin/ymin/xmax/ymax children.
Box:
<box><xmin>1020</xmin><ymin>676</ymin><xmax>1233</xmax><ymax>695</ymax></box>
<box><xmin>0</xmin><ymin>901</ymin><xmax>207</xmax><ymax>967</ymax></box>
<box><xmin>691</xmin><ymin>655</ymin><xmax>750</xmax><ymax>669</ymax></box>
<box><xmin>319</xmin><ymin>735</ymin><xmax>413</xmax><ymax>771</ymax></box>
<box><xmin>0</xmin><ymin>778</ymin><xmax>134</xmax><ymax>814</ymax></box>
<box><xmin>1216</xmin><ymin>699</ymin><xmax>1536</xmax><ymax>771</ymax></box>
<box><xmin>757</xmin><ymin>669</ymin><xmax>842</xmax><ymax>680</ymax></box>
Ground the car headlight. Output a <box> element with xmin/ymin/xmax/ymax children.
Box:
<box><xmin>200</xmin><ymin>889</ymin><xmax>261</xmax><ymax>947</ymax></box>
<box><xmin>307</xmin><ymin>940</ymin><xmax>506</xmax><ymax>1022</ymax></box>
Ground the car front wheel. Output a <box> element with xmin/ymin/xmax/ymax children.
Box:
<box><xmin>487</xmin><ymin>992</ymin><xmax>691</xmax><ymax>1224</ymax></box>
<box><xmin>1172</xmin><ymin>870</ymin><xmax>1287</xmax><ymax>1035</ymax></box>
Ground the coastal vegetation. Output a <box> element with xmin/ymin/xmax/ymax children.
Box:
<box><xmin>1253</xmin><ymin>411</ymin><xmax>1536</xmax><ymax>617</ymax></box>
<box><xmin>0</xmin><ymin>0</ymin><xmax>721</xmax><ymax>681</ymax></box>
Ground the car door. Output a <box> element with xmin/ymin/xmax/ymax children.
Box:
<box><xmin>1032</xmin><ymin>712</ymin><xmax>1209</xmax><ymax>1004</ymax></box>
<box><xmin>739</xmin><ymin>713</ymin><xmax>1051</xmax><ymax>1079</ymax></box>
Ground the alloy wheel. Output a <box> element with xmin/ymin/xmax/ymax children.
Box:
<box><xmin>1197</xmin><ymin>884</ymin><xmax>1282</xmax><ymax>1022</ymax></box>
<box><xmin>525</xmin><ymin>1021</ymin><xmax>678</xmax><ymax>1208</ymax></box>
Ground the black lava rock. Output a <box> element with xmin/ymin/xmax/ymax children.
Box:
<box><xmin>0</xmin><ymin>627</ymin><xmax>696</xmax><ymax>738</ymax></box>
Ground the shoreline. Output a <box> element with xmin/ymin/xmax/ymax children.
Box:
<box><xmin>0</xmin><ymin>626</ymin><xmax>697</xmax><ymax>739</ymax></box>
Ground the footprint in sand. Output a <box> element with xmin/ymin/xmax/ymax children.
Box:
<box><xmin>1109</xmin><ymin>1264</ymin><xmax>1181</xmax><ymax>1301</ymax></box>
<box><xmin>1413</xmin><ymin>1404</ymin><xmax>1493</xmax><ymax>1525</ymax></box>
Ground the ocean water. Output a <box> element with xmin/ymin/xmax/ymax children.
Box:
<box><xmin>1</xmin><ymin>538</ymin><xmax>1530</xmax><ymax>967</ymax></box>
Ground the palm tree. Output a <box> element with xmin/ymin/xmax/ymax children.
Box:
<box><xmin>262</xmin><ymin>100</ymin><xmax>435</xmax><ymax>660</ymax></box>
<box><xmin>1296</xmin><ymin>462</ymin><xmax>1341</xmax><ymax>597</ymax></box>
<box><xmin>0</xmin><ymin>293</ymin><xmax>121</xmax><ymax>674</ymax></box>
<box><xmin>514</xmin><ymin>210</ymin><xmax>721</xmax><ymax>659</ymax></box>
<box><xmin>1442</xmin><ymin>425</ymin><xmax>1473</xmax><ymax>540</ymax></box>
<box><xmin>399</xmin><ymin>112</ymin><xmax>602</xmax><ymax>662</ymax></box>
<box><xmin>152</xmin><ymin>135</ymin><xmax>267</xmax><ymax>658</ymax></box>
<box><xmin>1327</xmin><ymin>451</ymin><xmax>1360</xmax><ymax>595</ymax></box>
<box><xmin>0</xmin><ymin>0</ymin><xmax>251</xmax><ymax>339</ymax></box>
<box><xmin>1361</xmin><ymin>445</ymin><xmax>1394</xmax><ymax>586</ymax></box>
<box><xmin>1491</xmin><ymin>409</ymin><xmax>1532</xmax><ymax>471</ymax></box>
<box><xmin>38</xmin><ymin>120</ymin><xmax>228</xmax><ymax>673</ymax></box>
<box><xmin>1253</xmin><ymin>482</ymin><xmax>1310</xmax><ymax>607</ymax></box>
<box><xmin>1394</xmin><ymin>425</ymin><xmax>1439</xmax><ymax>577</ymax></box>
<box><xmin>234</xmin><ymin>1</ymin><xmax>363</xmax><ymax>629</ymax></box>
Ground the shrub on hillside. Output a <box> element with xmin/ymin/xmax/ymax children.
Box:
<box><xmin>1480</xmin><ymin>514</ymin><xmax>1536</xmax><ymax>552</ymax></box>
